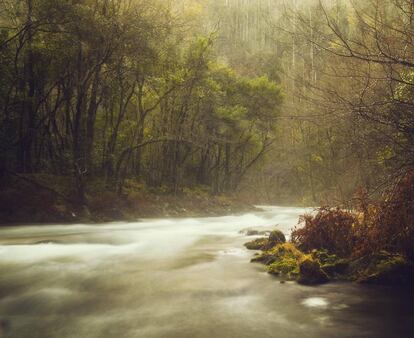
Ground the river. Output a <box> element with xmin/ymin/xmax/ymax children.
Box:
<box><xmin>0</xmin><ymin>206</ymin><xmax>413</xmax><ymax>338</ymax></box>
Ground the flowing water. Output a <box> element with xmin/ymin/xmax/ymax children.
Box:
<box><xmin>0</xmin><ymin>206</ymin><xmax>413</xmax><ymax>338</ymax></box>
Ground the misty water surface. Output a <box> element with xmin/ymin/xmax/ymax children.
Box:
<box><xmin>0</xmin><ymin>206</ymin><xmax>413</xmax><ymax>338</ymax></box>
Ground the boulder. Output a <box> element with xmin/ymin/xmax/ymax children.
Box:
<box><xmin>266</xmin><ymin>230</ymin><xmax>286</xmax><ymax>249</ymax></box>
<box><xmin>244</xmin><ymin>238</ymin><xmax>269</xmax><ymax>250</ymax></box>
<box><xmin>298</xmin><ymin>259</ymin><xmax>329</xmax><ymax>285</ymax></box>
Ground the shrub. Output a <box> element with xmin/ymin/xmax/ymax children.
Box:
<box><xmin>359</xmin><ymin>171</ymin><xmax>414</xmax><ymax>259</ymax></box>
<box><xmin>292</xmin><ymin>171</ymin><xmax>414</xmax><ymax>261</ymax></box>
<box><xmin>291</xmin><ymin>207</ymin><xmax>358</xmax><ymax>258</ymax></box>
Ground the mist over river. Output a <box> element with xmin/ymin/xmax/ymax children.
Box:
<box><xmin>0</xmin><ymin>206</ymin><xmax>413</xmax><ymax>338</ymax></box>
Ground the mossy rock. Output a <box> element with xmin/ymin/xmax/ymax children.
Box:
<box><xmin>254</xmin><ymin>243</ymin><xmax>304</xmax><ymax>265</ymax></box>
<box><xmin>267</xmin><ymin>230</ymin><xmax>286</xmax><ymax>248</ymax></box>
<box><xmin>252</xmin><ymin>243</ymin><xmax>304</xmax><ymax>279</ymax></box>
<box><xmin>244</xmin><ymin>230</ymin><xmax>285</xmax><ymax>251</ymax></box>
<box><xmin>311</xmin><ymin>249</ymin><xmax>349</xmax><ymax>277</ymax></box>
<box><xmin>297</xmin><ymin>259</ymin><xmax>329</xmax><ymax>285</ymax></box>
<box><xmin>354</xmin><ymin>252</ymin><xmax>414</xmax><ymax>285</ymax></box>
<box><xmin>251</xmin><ymin>252</ymin><xmax>278</xmax><ymax>265</ymax></box>
<box><xmin>249</xmin><ymin>242</ymin><xmax>333</xmax><ymax>284</ymax></box>
<box><xmin>244</xmin><ymin>238</ymin><xmax>269</xmax><ymax>250</ymax></box>
<box><xmin>268</xmin><ymin>256</ymin><xmax>299</xmax><ymax>277</ymax></box>
<box><xmin>270</xmin><ymin>243</ymin><xmax>304</xmax><ymax>259</ymax></box>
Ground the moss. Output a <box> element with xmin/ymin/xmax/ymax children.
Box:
<box><xmin>267</xmin><ymin>256</ymin><xmax>298</xmax><ymax>277</ymax></box>
<box><xmin>251</xmin><ymin>252</ymin><xmax>277</xmax><ymax>265</ymax></box>
<box><xmin>248</xmin><ymin>242</ymin><xmax>336</xmax><ymax>284</ymax></box>
<box><xmin>244</xmin><ymin>238</ymin><xmax>269</xmax><ymax>250</ymax></box>
<box><xmin>270</xmin><ymin>242</ymin><xmax>305</xmax><ymax>260</ymax></box>
<box><xmin>311</xmin><ymin>249</ymin><xmax>349</xmax><ymax>277</ymax></box>
<box><xmin>250</xmin><ymin>243</ymin><xmax>305</xmax><ymax>279</ymax></box>
<box><xmin>311</xmin><ymin>249</ymin><xmax>338</xmax><ymax>265</ymax></box>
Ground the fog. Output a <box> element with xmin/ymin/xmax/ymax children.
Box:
<box><xmin>1</xmin><ymin>207</ymin><xmax>413</xmax><ymax>338</ymax></box>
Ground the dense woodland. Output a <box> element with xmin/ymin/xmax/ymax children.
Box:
<box><xmin>0</xmin><ymin>0</ymin><xmax>413</xmax><ymax>216</ymax></box>
<box><xmin>0</xmin><ymin>0</ymin><xmax>283</xmax><ymax>210</ymax></box>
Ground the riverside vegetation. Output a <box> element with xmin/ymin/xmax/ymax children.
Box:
<box><xmin>245</xmin><ymin>171</ymin><xmax>414</xmax><ymax>286</ymax></box>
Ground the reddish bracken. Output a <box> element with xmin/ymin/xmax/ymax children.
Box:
<box><xmin>291</xmin><ymin>207</ymin><xmax>358</xmax><ymax>258</ymax></box>
<box><xmin>292</xmin><ymin>170</ymin><xmax>414</xmax><ymax>261</ymax></box>
<box><xmin>360</xmin><ymin>171</ymin><xmax>414</xmax><ymax>259</ymax></box>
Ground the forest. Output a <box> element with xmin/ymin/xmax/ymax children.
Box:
<box><xmin>0</xmin><ymin>0</ymin><xmax>413</xmax><ymax>217</ymax></box>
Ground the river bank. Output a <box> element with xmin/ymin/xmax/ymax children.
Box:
<box><xmin>245</xmin><ymin>173</ymin><xmax>414</xmax><ymax>287</ymax></box>
<box><xmin>244</xmin><ymin>197</ymin><xmax>414</xmax><ymax>287</ymax></box>
<box><xmin>244</xmin><ymin>230</ymin><xmax>414</xmax><ymax>286</ymax></box>
<box><xmin>0</xmin><ymin>174</ymin><xmax>256</xmax><ymax>225</ymax></box>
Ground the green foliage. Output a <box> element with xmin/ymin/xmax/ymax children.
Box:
<box><xmin>0</xmin><ymin>0</ymin><xmax>284</xmax><ymax>202</ymax></box>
